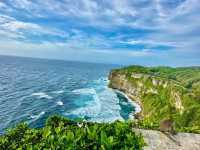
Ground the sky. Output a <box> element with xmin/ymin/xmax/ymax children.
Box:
<box><xmin>0</xmin><ymin>0</ymin><xmax>199</xmax><ymax>66</ymax></box>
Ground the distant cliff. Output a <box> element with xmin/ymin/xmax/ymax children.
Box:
<box><xmin>109</xmin><ymin>66</ymin><xmax>200</xmax><ymax>133</ymax></box>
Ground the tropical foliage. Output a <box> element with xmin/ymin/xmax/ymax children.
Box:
<box><xmin>0</xmin><ymin>116</ymin><xmax>145</xmax><ymax>150</ymax></box>
<box><xmin>110</xmin><ymin>66</ymin><xmax>200</xmax><ymax>133</ymax></box>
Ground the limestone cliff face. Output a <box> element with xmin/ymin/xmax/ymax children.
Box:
<box><xmin>109</xmin><ymin>72</ymin><xmax>142</xmax><ymax>100</ymax></box>
<box><xmin>109</xmin><ymin>66</ymin><xmax>200</xmax><ymax>143</ymax></box>
<box><xmin>109</xmin><ymin>71</ymin><xmax>163</xmax><ymax>96</ymax></box>
<box><xmin>109</xmin><ymin>70</ymin><xmax>184</xmax><ymax>120</ymax></box>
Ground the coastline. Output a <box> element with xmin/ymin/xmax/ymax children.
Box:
<box><xmin>114</xmin><ymin>89</ymin><xmax>141</xmax><ymax>115</ymax></box>
<box><xmin>107</xmin><ymin>77</ymin><xmax>142</xmax><ymax>120</ymax></box>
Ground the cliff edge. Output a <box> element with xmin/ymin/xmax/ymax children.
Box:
<box><xmin>109</xmin><ymin>65</ymin><xmax>200</xmax><ymax>149</ymax></box>
<box><xmin>134</xmin><ymin>128</ymin><xmax>200</xmax><ymax>150</ymax></box>
<box><xmin>109</xmin><ymin>66</ymin><xmax>200</xmax><ymax>133</ymax></box>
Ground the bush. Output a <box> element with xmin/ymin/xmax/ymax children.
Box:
<box><xmin>0</xmin><ymin>116</ymin><xmax>145</xmax><ymax>150</ymax></box>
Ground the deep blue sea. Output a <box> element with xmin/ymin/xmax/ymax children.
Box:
<box><xmin>0</xmin><ymin>55</ymin><xmax>139</xmax><ymax>134</ymax></box>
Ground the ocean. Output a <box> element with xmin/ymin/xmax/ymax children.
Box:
<box><xmin>0</xmin><ymin>55</ymin><xmax>139</xmax><ymax>134</ymax></box>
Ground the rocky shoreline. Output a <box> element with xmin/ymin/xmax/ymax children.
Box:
<box><xmin>114</xmin><ymin>89</ymin><xmax>141</xmax><ymax>115</ymax></box>
<box><xmin>108</xmin><ymin>71</ymin><xmax>145</xmax><ymax>119</ymax></box>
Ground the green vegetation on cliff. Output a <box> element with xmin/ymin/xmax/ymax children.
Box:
<box><xmin>109</xmin><ymin>66</ymin><xmax>200</xmax><ymax>133</ymax></box>
<box><xmin>0</xmin><ymin>116</ymin><xmax>145</xmax><ymax>150</ymax></box>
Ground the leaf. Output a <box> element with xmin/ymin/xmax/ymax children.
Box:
<box><xmin>66</xmin><ymin>131</ymin><xmax>74</xmax><ymax>142</ymax></box>
<box><xmin>100</xmin><ymin>131</ymin><xmax>107</xmax><ymax>144</ymax></box>
<box><xmin>43</xmin><ymin>127</ymin><xmax>51</xmax><ymax>138</ymax></box>
<box><xmin>55</xmin><ymin>127</ymin><xmax>61</xmax><ymax>134</ymax></box>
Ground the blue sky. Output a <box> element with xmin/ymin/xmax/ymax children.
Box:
<box><xmin>0</xmin><ymin>0</ymin><xmax>199</xmax><ymax>66</ymax></box>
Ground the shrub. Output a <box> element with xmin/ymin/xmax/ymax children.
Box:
<box><xmin>0</xmin><ymin>116</ymin><xmax>145</xmax><ymax>150</ymax></box>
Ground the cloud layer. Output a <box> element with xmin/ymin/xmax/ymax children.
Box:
<box><xmin>0</xmin><ymin>0</ymin><xmax>199</xmax><ymax>66</ymax></box>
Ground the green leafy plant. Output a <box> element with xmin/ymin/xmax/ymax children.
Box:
<box><xmin>0</xmin><ymin>116</ymin><xmax>145</xmax><ymax>150</ymax></box>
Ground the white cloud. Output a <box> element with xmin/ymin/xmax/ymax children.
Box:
<box><xmin>0</xmin><ymin>1</ymin><xmax>12</xmax><ymax>12</ymax></box>
<box><xmin>0</xmin><ymin>0</ymin><xmax>199</xmax><ymax>65</ymax></box>
<box><xmin>0</xmin><ymin>1</ymin><xmax>7</xmax><ymax>8</ymax></box>
<box><xmin>0</xmin><ymin>39</ymin><xmax>157</xmax><ymax>66</ymax></box>
<box><xmin>0</xmin><ymin>15</ymin><xmax>68</xmax><ymax>40</ymax></box>
<box><xmin>120</xmin><ymin>40</ymin><xmax>180</xmax><ymax>48</ymax></box>
<box><xmin>11</xmin><ymin>0</ymin><xmax>32</xmax><ymax>9</ymax></box>
<box><xmin>94</xmin><ymin>49</ymin><xmax>153</xmax><ymax>57</ymax></box>
<box><xmin>3</xmin><ymin>0</ymin><xmax>197</xmax><ymax>30</ymax></box>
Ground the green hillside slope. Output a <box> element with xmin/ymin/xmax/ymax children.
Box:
<box><xmin>109</xmin><ymin>66</ymin><xmax>200</xmax><ymax>133</ymax></box>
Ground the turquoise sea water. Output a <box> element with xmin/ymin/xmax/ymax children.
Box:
<box><xmin>0</xmin><ymin>55</ymin><xmax>138</xmax><ymax>134</ymax></box>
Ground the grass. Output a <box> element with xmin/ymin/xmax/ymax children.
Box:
<box><xmin>109</xmin><ymin>65</ymin><xmax>200</xmax><ymax>133</ymax></box>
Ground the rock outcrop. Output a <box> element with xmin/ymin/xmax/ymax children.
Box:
<box><xmin>134</xmin><ymin>129</ymin><xmax>200</xmax><ymax>150</ymax></box>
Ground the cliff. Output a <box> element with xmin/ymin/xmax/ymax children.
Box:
<box><xmin>109</xmin><ymin>66</ymin><xmax>200</xmax><ymax>133</ymax></box>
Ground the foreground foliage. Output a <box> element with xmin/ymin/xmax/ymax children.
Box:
<box><xmin>0</xmin><ymin>116</ymin><xmax>145</xmax><ymax>150</ymax></box>
<box><xmin>110</xmin><ymin>66</ymin><xmax>200</xmax><ymax>133</ymax></box>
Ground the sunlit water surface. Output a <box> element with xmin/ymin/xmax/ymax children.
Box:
<box><xmin>0</xmin><ymin>55</ymin><xmax>139</xmax><ymax>134</ymax></box>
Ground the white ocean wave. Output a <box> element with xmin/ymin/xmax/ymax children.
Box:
<box><xmin>69</xmin><ymin>88</ymin><xmax>101</xmax><ymax>117</ymax></box>
<box><xmin>65</xmin><ymin>86</ymin><xmax>124</xmax><ymax>123</ymax></box>
<box><xmin>115</xmin><ymin>90</ymin><xmax>141</xmax><ymax>114</ymax></box>
<box><xmin>93</xmin><ymin>77</ymin><xmax>109</xmax><ymax>85</ymax></box>
<box><xmin>128</xmin><ymin>112</ymin><xmax>135</xmax><ymax>120</ymax></box>
<box><xmin>121</xmin><ymin>101</ymin><xmax>128</xmax><ymax>105</ymax></box>
<box><xmin>66</xmin><ymin>77</ymin><xmax>139</xmax><ymax>123</ymax></box>
<box><xmin>52</xmin><ymin>90</ymin><xmax>64</xmax><ymax>94</ymax></box>
<box><xmin>56</xmin><ymin>101</ymin><xmax>64</xmax><ymax>106</ymax></box>
<box><xmin>31</xmin><ymin>92</ymin><xmax>52</xmax><ymax>99</ymax></box>
<box><xmin>27</xmin><ymin>111</ymin><xmax>46</xmax><ymax>124</ymax></box>
<box><xmin>72</xmin><ymin>88</ymin><xmax>96</xmax><ymax>95</ymax></box>
<box><xmin>30</xmin><ymin>111</ymin><xmax>45</xmax><ymax>119</ymax></box>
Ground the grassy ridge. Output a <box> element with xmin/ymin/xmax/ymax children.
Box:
<box><xmin>110</xmin><ymin>66</ymin><xmax>200</xmax><ymax>133</ymax></box>
<box><xmin>0</xmin><ymin>116</ymin><xmax>145</xmax><ymax>150</ymax></box>
<box><xmin>113</xmin><ymin>66</ymin><xmax>200</xmax><ymax>92</ymax></box>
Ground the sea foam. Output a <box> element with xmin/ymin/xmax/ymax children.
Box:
<box><xmin>52</xmin><ymin>90</ymin><xmax>64</xmax><ymax>94</ymax></box>
<box><xmin>56</xmin><ymin>101</ymin><xmax>64</xmax><ymax>106</ymax></box>
<box><xmin>69</xmin><ymin>88</ymin><xmax>101</xmax><ymax>117</ymax></box>
<box><xmin>27</xmin><ymin>111</ymin><xmax>46</xmax><ymax>124</ymax></box>
<box><xmin>65</xmin><ymin>81</ymin><xmax>124</xmax><ymax>123</ymax></box>
<box><xmin>72</xmin><ymin>88</ymin><xmax>96</xmax><ymax>95</ymax></box>
<box><xmin>31</xmin><ymin>92</ymin><xmax>52</xmax><ymax>99</ymax></box>
<box><xmin>115</xmin><ymin>90</ymin><xmax>141</xmax><ymax>114</ymax></box>
<box><xmin>30</xmin><ymin>111</ymin><xmax>45</xmax><ymax>119</ymax></box>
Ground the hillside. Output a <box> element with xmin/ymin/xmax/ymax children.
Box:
<box><xmin>109</xmin><ymin>66</ymin><xmax>200</xmax><ymax>133</ymax></box>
